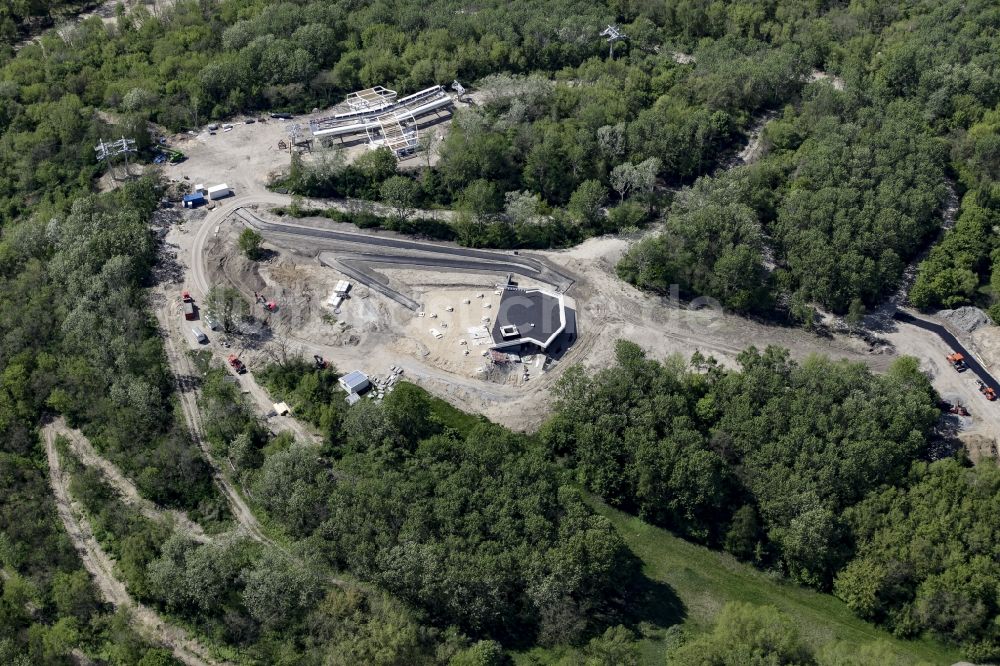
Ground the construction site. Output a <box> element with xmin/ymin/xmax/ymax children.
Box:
<box><xmin>144</xmin><ymin>81</ymin><xmax>1000</xmax><ymax>452</ymax></box>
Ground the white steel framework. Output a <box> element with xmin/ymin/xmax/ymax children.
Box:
<box><xmin>600</xmin><ymin>24</ymin><xmax>626</xmax><ymax>58</ymax></box>
<box><xmin>94</xmin><ymin>136</ymin><xmax>138</xmax><ymax>182</ymax></box>
<box><xmin>344</xmin><ymin>86</ymin><xmax>397</xmax><ymax>112</ymax></box>
<box><xmin>310</xmin><ymin>85</ymin><xmax>453</xmax><ymax>158</ymax></box>
<box><xmin>365</xmin><ymin>106</ymin><xmax>418</xmax><ymax>157</ymax></box>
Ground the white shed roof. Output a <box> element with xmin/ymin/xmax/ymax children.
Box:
<box><xmin>339</xmin><ymin>370</ymin><xmax>369</xmax><ymax>393</ymax></box>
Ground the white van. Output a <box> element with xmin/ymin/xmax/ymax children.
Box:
<box><xmin>192</xmin><ymin>326</ymin><xmax>208</xmax><ymax>344</ymax></box>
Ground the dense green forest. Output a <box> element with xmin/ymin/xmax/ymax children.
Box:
<box><xmin>543</xmin><ymin>342</ymin><xmax>999</xmax><ymax>660</ymax></box>
<box><xmin>254</xmin><ymin>364</ymin><xmax>637</xmax><ymax>648</ymax></box>
<box><xmin>0</xmin><ymin>0</ymin><xmax>998</xmax><ymax>662</ymax></box>
<box><xmin>0</xmin><ymin>179</ymin><xmax>213</xmax><ymax>663</ymax></box>
<box><xmin>0</xmin><ymin>0</ymin><xmax>994</xmax><ymax>309</ymax></box>
<box><xmin>612</xmin><ymin>0</ymin><xmax>998</xmax><ymax>317</ymax></box>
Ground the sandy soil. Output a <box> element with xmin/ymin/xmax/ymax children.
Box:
<box><xmin>893</xmin><ymin>312</ymin><xmax>1000</xmax><ymax>461</ymax></box>
<box><xmin>43</xmin><ymin>424</ymin><xmax>229</xmax><ymax>666</ymax></box>
<box><xmin>164</xmin><ymin>102</ymin><xmax>454</xmax><ymax>200</ymax></box>
<box><xmin>810</xmin><ymin>69</ymin><xmax>846</xmax><ymax>90</ymax></box>
<box><xmin>190</xmin><ymin>215</ymin><xmax>903</xmax><ymax>432</ymax></box>
<box><xmin>187</xmin><ymin>206</ymin><xmax>998</xmax><ymax>455</ymax></box>
<box><xmin>401</xmin><ymin>286</ymin><xmax>504</xmax><ymax>377</ymax></box>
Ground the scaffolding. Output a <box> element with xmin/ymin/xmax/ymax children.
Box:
<box><xmin>94</xmin><ymin>136</ymin><xmax>137</xmax><ymax>183</ymax></box>
<box><xmin>366</xmin><ymin>106</ymin><xmax>418</xmax><ymax>157</ymax></box>
<box><xmin>309</xmin><ymin>85</ymin><xmax>453</xmax><ymax>158</ymax></box>
<box><xmin>344</xmin><ymin>86</ymin><xmax>397</xmax><ymax>112</ymax></box>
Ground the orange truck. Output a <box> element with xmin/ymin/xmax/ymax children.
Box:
<box><xmin>976</xmin><ymin>380</ymin><xmax>996</xmax><ymax>401</ymax></box>
<box><xmin>946</xmin><ymin>352</ymin><xmax>968</xmax><ymax>372</ymax></box>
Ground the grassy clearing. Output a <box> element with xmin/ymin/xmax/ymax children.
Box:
<box><xmin>589</xmin><ymin>500</ymin><xmax>961</xmax><ymax>665</ymax></box>
<box><xmin>425</xmin><ymin>389</ymin><xmax>488</xmax><ymax>435</ymax></box>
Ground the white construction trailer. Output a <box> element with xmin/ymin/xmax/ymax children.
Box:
<box><xmin>207</xmin><ymin>184</ymin><xmax>231</xmax><ymax>200</ymax></box>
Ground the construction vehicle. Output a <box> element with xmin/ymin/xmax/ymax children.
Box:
<box><xmin>182</xmin><ymin>290</ymin><xmax>196</xmax><ymax>320</ymax></box>
<box><xmin>227</xmin><ymin>354</ymin><xmax>246</xmax><ymax>374</ymax></box>
<box><xmin>940</xmin><ymin>400</ymin><xmax>970</xmax><ymax>416</ymax></box>
<box><xmin>976</xmin><ymin>380</ymin><xmax>997</xmax><ymax>401</ymax></box>
<box><xmin>264</xmin><ymin>301</ymin><xmax>278</xmax><ymax>312</ymax></box>
<box><xmin>314</xmin><ymin>355</ymin><xmax>328</xmax><ymax>370</ymax></box>
<box><xmin>154</xmin><ymin>147</ymin><xmax>186</xmax><ymax>164</ymax></box>
<box><xmin>946</xmin><ymin>352</ymin><xmax>968</xmax><ymax>372</ymax></box>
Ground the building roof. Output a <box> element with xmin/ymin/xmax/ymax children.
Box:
<box><xmin>339</xmin><ymin>370</ymin><xmax>370</xmax><ymax>392</ymax></box>
<box><xmin>183</xmin><ymin>193</ymin><xmax>205</xmax><ymax>202</ymax></box>
<box><xmin>490</xmin><ymin>288</ymin><xmax>566</xmax><ymax>350</ymax></box>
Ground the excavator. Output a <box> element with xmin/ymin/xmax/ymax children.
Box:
<box><xmin>946</xmin><ymin>352</ymin><xmax>968</xmax><ymax>372</ymax></box>
<box><xmin>939</xmin><ymin>400</ymin><xmax>970</xmax><ymax>416</ymax></box>
<box><xmin>976</xmin><ymin>379</ymin><xmax>997</xmax><ymax>401</ymax></box>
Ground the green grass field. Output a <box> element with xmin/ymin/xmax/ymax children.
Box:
<box><xmin>588</xmin><ymin>501</ymin><xmax>962</xmax><ymax>665</ymax></box>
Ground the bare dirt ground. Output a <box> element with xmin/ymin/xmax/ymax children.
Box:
<box><xmin>185</xmin><ymin>212</ymin><xmax>899</xmax><ymax>431</ymax></box>
<box><xmin>154</xmin><ymin>231</ymin><xmax>351</xmax><ymax>589</ymax></box>
<box><xmin>50</xmin><ymin>418</ymin><xmax>211</xmax><ymax>542</ymax></box>
<box><xmin>191</xmin><ymin>222</ymin><xmax>529</xmax><ymax>418</ymax></box>
<box><xmin>163</xmin><ymin>102</ymin><xmax>455</xmax><ymax>200</ymax></box>
<box><xmin>43</xmin><ymin>424</ymin><xmax>229</xmax><ymax>666</ymax></box>
<box><xmin>155</xmin><ymin>227</ymin><xmax>350</xmax><ymax>581</ymax></box>
<box><xmin>885</xmin><ymin>313</ymin><xmax>1000</xmax><ymax>461</ymax></box>
<box><xmin>809</xmin><ymin>69</ymin><xmax>846</xmax><ymax>90</ymax></box>
<box><xmin>399</xmin><ymin>281</ymin><xmax>505</xmax><ymax>377</ymax></box>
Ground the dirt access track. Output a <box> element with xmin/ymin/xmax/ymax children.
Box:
<box><xmin>43</xmin><ymin>424</ymin><xmax>231</xmax><ymax>666</ymax></box>
<box><xmin>161</xmin><ymin>109</ymin><xmax>1000</xmax><ymax>450</ymax></box>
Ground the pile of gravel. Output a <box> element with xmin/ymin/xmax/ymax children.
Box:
<box><xmin>938</xmin><ymin>306</ymin><xmax>991</xmax><ymax>333</ymax></box>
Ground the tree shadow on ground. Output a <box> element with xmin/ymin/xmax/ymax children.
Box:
<box><xmin>579</xmin><ymin>548</ymin><xmax>686</xmax><ymax>648</ymax></box>
<box><xmin>621</xmin><ymin>571</ymin><xmax>686</xmax><ymax>631</ymax></box>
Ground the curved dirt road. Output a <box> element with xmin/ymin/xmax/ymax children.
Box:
<box><xmin>895</xmin><ymin>311</ymin><xmax>1000</xmax><ymax>392</ymax></box>
<box><xmin>156</xmin><ymin>287</ymin><xmax>352</xmax><ymax>589</ymax></box>
<box><xmin>50</xmin><ymin>419</ymin><xmax>211</xmax><ymax>543</ymax></box>
<box><xmin>44</xmin><ymin>425</ymin><xmax>230</xmax><ymax>666</ymax></box>
<box><xmin>153</xmin><ymin>293</ymin><xmax>274</xmax><ymax>548</ymax></box>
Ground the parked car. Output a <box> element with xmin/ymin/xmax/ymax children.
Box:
<box><xmin>192</xmin><ymin>326</ymin><xmax>207</xmax><ymax>344</ymax></box>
